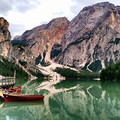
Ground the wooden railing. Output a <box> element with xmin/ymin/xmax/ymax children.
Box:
<box><xmin>0</xmin><ymin>76</ymin><xmax>16</xmax><ymax>88</ymax></box>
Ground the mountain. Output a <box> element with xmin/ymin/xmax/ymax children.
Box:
<box><xmin>56</xmin><ymin>2</ymin><xmax>120</xmax><ymax>71</ymax></box>
<box><xmin>0</xmin><ymin>17</ymin><xmax>44</xmax><ymax>79</ymax></box>
<box><xmin>13</xmin><ymin>17</ymin><xmax>69</xmax><ymax>64</ymax></box>
<box><xmin>13</xmin><ymin>2</ymin><xmax>120</xmax><ymax>72</ymax></box>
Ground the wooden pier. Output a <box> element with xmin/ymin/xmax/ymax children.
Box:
<box><xmin>0</xmin><ymin>76</ymin><xmax>16</xmax><ymax>89</ymax></box>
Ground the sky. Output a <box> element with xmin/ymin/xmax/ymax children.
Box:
<box><xmin>0</xmin><ymin>0</ymin><xmax>120</xmax><ymax>39</ymax></box>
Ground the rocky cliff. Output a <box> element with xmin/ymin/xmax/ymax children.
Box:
<box><xmin>0</xmin><ymin>17</ymin><xmax>43</xmax><ymax>78</ymax></box>
<box><xmin>56</xmin><ymin>2</ymin><xmax>120</xmax><ymax>71</ymax></box>
<box><xmin>13</xmin><ymin>17</ymin><xmax>69</xmax><ymax>64</ymax></box>
<box><xmin>13</xmin><ymin>2</ymin><xmax>120</xmax><ymax>72</ymax></box>
<box><xmin>0</xmin><ymin>17</ymin><xmax>11</xmax><ymax>42</ymax></box>
<box><xmin>0</xmin><ymin>17</ymin><xmax>11</xmax><ymax>57</ymax></box>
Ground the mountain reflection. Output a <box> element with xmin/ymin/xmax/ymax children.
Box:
<box><xmin>101</xmin><ymin>81</ymin><xmax>120</xmax><ymax>101</ymax></box>
<box><xmin>0</xmin><ymin>101</ymin><xmax>44</xmax><ymax>120</ymax></box>
<box><xmin>47</xmin><ymin>80</ymin><xmax>120</xmax><ymax>120</ymax></box>
<box><xmin>0</xmin><ymin>79</ymin><xmax>120</xmax><ymax>120</ymax></box>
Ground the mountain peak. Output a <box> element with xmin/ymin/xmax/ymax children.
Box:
<box><xmin>93</xmin><ymin>2</ymin><xmax>114</xmax><ymax>7</ymax></box>
<box><xmin>82</xmin><ymin>2</ymin><xmax>114</xmax><ymax>11</ymax></box>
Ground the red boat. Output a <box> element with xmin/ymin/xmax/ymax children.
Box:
<box><xmin>3</xmin><ymin>93</ymin><xmax>44</xmax><ymax>102</ymax></box>
<box><xmin>5</xmin><ymin>86</ymin><xmax>22</xmax><ymax>94</ymax></box>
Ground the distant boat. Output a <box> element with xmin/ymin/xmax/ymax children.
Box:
<box><xmin>3</xmin><ymin>93</ymin><xmax>44</xmax><ymax>102</ymax></box>
<box><xmin>5</xmin><ymin>86</ymin><xmax>22</xmax><ymax>94</ymax></box>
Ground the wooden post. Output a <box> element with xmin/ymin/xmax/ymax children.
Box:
<box><xmin>8</xmin><ymin>77</ymin><xmax>9</xmax><ymax>85</ymax></box>
<box><xmin>14</xmin><ymin>70</ymin><xmax>16</xmax><ymax>84</ymax></box>
<box><xmin>5</xmin><ymin>77</ymin><xmax>6</xmax><ymax>85</ymax></box>
<box><xmin>6</xmin><ymin>77</ymin><xmax>8</xmax><ymax>85</ymax></box>
<box><xmin>2</xmin><ymin>77</ymin><xmax>3</xmax><ymax>86</ymax></box>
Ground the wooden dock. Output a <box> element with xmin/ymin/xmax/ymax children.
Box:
<box><xmin>0</xmin><ymin>76</ymin><xmax>16</xmax><ymax>89</ymax></box>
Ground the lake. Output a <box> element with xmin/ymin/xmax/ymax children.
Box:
<box><xmin>0</xmin><ymin>78</ymin><xmax>120</xmax><ymax>120</ymax></box>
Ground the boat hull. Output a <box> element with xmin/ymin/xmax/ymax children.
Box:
<box><xmin>3</xmin><ymin>94</ymin><xmax>44</xmax><ymax>102</ymax></box>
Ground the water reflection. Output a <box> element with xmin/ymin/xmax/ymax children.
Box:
<box><xmin>1</xmin><ymin>79</ymin><xmax>120</xmax><ymax>120</ymax></box>
<box><xmin>1</xmin><ymin>101</ymin><xmax>44</xmax><ymax>108</ymax></box>
<box><xmin>45</xmin><ymin>80</ymin><xmax>120</xmax><ymax>120</ymax></box>
<box><xmin>101</xmin><ymin>81</ymin><xmax>120</xmax><ymax>101</ymax></box>
<box><xmin>0</xmin><ymin>100</ymin><xmax>44</xmax><ymax>120</ymax></box>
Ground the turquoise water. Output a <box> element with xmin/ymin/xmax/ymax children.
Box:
<box><xmin>0</xmin><ymin>79</ymin><xmax>120</xmax><ymax>120</ymax></box>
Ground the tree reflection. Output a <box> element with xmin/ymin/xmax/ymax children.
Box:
<box><xmin>100</xmin><ymin>81</ymin><xmax>120</xmax><ymax>101</ymax></box>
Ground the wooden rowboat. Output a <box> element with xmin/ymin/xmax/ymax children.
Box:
<box><xmin>0</xmin><ymin>86</ymin><xmax>22</xmax><ymax>102</ymax></box>
<box><xmin>3</xmin><ymin>93</ymin><xmax>44</xmax><ymax>102</ymax></box>
<box><xmin>5</xmin><ymin>86</ymin><xmax>22</xmax><ymax>94</ymax></box>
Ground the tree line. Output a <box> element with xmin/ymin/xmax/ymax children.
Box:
<box><xmin>100</xmin><ymin>61</ymin><xmax>120</xmax><ymax>81</ymax></box>
<box><xmin>55</xmin><ymin>67</ymin><xmax>100</xmax><ymax>79</ymax></box>
<box><xmin>0</xmin><ymin>57</ymin><xmax>28</xmax><ymax>78</ymax></box>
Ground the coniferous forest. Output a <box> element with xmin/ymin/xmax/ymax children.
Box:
<box><xmin>0</xmin><ymin>56</ymin><xmax>28</xmax><ymax>78</ymax></box>
<box><xmin>100</xmin><ymin>61</ymin><xmax>120</xmax><ymax>81</ymax></box>
<box><xmin>55</xmin><ymin>67</ymin><xmax>100</xmax><ymax>79</ymax></box>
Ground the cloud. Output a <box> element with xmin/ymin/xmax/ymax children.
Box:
<box><xmin>12</xmin><ymin>0</ymin><xmax>40</xmax><ymax>13</ymax></box>
<box><xmin>0</xmin><ymin>1</ymin><xmax>12</xmax><ymax>15</ymax></box>
<box><xmin>9</xmin><ymin>23</ymin><xmax>25</xmax><ymax>39</ymax></box>
<box><xmin>0</xmin><ymin>0</ymin><xmax>39</xmax><ymax>15</ymax></box>
<box><xmin>52</xmin><ymin>12</ymin><xmax>65</xmax><ymax>17</ymax></box>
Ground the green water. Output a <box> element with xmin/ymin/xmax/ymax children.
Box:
<box><xmin>0</xmin><ymin>79</ymin><xmax>120</xmax><ymax>120</ymax></box>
